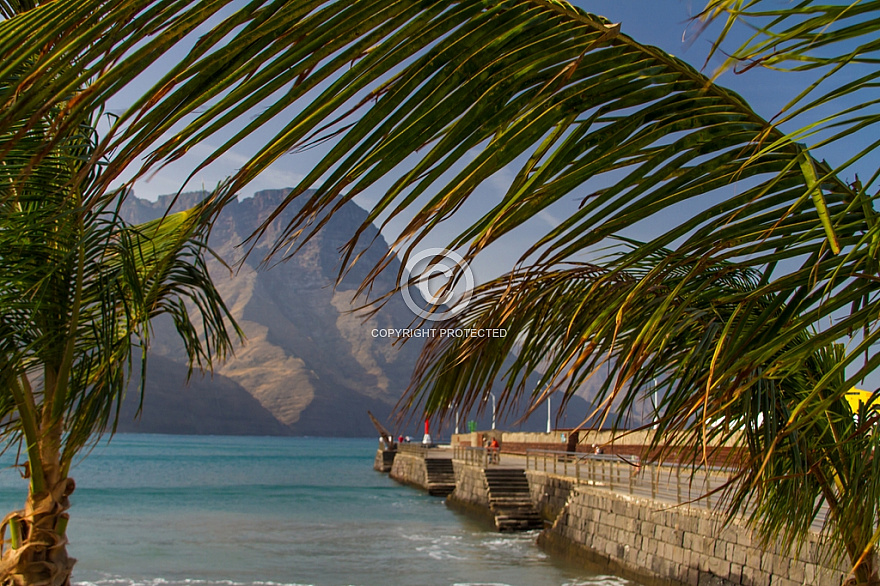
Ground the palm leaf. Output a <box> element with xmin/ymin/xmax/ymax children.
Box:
<box><xmin>1</xmin><ymin>67</ymin><xmax>237</xmax><ymax>477</ymax></box>
<box><xmin>406</xmin><ymin>242</ymin><xmax>877</xmax><ymax>570</ymax></box>
<box><xmin>4</xmin><ymin>0</ymin><xmax>876</xmax><ymax>483</ymax></box>
<box><xmin>700</xmin><ymin>1</ymin><xmax>880</xmax><ymax>182</ymax></box>
<box><xmin>58</xmin><ymin>200</ymin><xmax>239</xmax><ymax>467</ymax></box>
<box><xmin>2</xmin><ymin>0</ymin><xmax>874</xmax><ymax>459</ymax></box>
<box><xmin>3</xmin><ymin>1</ymin><xmax>869</xmax><ymax>380</ymax></box>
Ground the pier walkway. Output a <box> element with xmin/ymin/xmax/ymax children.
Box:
<box><xmin>458</xmin><ymin>446</ymin><xmax>827</xmax><ymax>530</ymax></box>
<box><xmin>379</xmin><ymin>440</ymin><xmax>847</xmax><ymax>585</ymax></box>
<box><xmin>459</xmin><ymin>446</ymin><xmax>733</xmax><ymax>511</ymax></box>
<box><xmin>452</xmin><ymin>446</ymin><xmax>841</xmax><ymax>585</ymax></box>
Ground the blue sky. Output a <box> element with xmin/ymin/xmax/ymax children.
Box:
<box><xmin>124</xmin><ymin>1</ymin><xmax>807</xmax><ymax>203</ymax></box>
<box><xmin>103</xmin><ymin>0</ymin><xmax>880</xmax><ymax>392</ymax></box>
<box><xmin>111</xmin><ymin>1</ymin><xmax>878</xmax><ymax>387</ymax></box>
<box><xmin>116</xmin><ymin>1</ymin><xmax>871</xmax><ymax>289</ymax></box>
<box><xmin>115</xmin><ymin>0</ymin><xmax>872</xmax><ymax>294</ymax></box>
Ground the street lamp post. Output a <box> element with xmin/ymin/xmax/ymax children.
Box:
<box><xmin>484</xmin><ymin>392</ymin><xmax>496</xmax><ymax>430</ymax></box>
<box><xmin>546</xmin><ymin>395</ymin><xmax>551</xmax><ymax>434</ymax></box>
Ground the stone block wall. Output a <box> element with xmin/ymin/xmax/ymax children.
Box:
<box><xmin>389</xmin><ymin>451</ymin><xmax>428</xmax><ymax>490</ymax></box>
<box><xmin>373</xmin><ymin>449</ymin><xmax>395</xmax><ymax>472</ymax></box>
<box><xmin>526</xmin><ymin>470</ymin><xmax>575</xmax><ymax>523</ymax></box>
<box><xmin>387</xmin><ymin>450</ymin><xmax>855</xmax><ymax>586</ymax></box>
<box><xmin>535</xmin><ymin>475</ymin><xmax>850</xmax><ymax>586</ymax></box>
<box><xmin>446</xmin><ymin>462</ymin><xmax>494</xmax><ymax>523</ymax></box>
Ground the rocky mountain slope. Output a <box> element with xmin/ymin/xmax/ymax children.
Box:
<box><xmin>116</xmin><ymin>189</ymin><xmax>596</xmax><ymax>437</ymax></box>
<box><xmin>117</xmin><ymin>189</ymin><xmax>427</xmax><ymax>437</ymax></box>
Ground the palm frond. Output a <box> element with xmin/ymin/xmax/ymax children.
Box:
<box><xmin>3</xmin><ymin>0</ymin><xmax>875</xmax><ymax>493</ymax></box>
<box><xmin>59</xmin><ymin>200</ymin><xmax>239</xmax><ymax>465</ymax></box>
<box><xmin>1</xmin><ymin>44</ymin><xmax>238</xmax><ymax>471</ymax></box>
<box><xmin>7</xmin><ymin>0</ymin><xmax>868</xmax><ymax>385</ymax></box>
<box><xmin>407</xmin><ymin>242</ymin><xmax>877</xmax><ymax>568</ymax></box>
<box><xmin>2</xmin><ymin>0</ymin><xmax>874</xmax><ymax>459</ymax></box>
<box><xmin>700</xmin><ymin>1</ymin><xmax>880</xmax><ymax>183</ymax></box>
<box><xmin>3</xmin><ymin>0</ymin><xmax>879</xmax><ymax>572</ymax></box>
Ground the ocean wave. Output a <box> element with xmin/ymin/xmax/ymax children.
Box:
<box><xmin>562</xmin><ymin>577</ymin><xmax>633</xmax><ymax>586</ymax></box>
<box><xmin>75</xmin><ymin>578</ymin><xmax>631</xmax><ymax>586</ymax></box>
<box><xmin>74</xmin><ymin>577</ymin><xmax>314</xmax><ymax>586</ymax></box>
<box><xmin>404</xmin><ymin>531</ymin><xmax>468</xmax><ymax>561</ymax></box>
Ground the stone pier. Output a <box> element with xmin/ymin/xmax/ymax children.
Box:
<box><xmin>373</xmin><ymin>448</ymin><xmax>396</xmax><ymax>472</ymax></box>
<box><xmin>377</xmin><ymin>435</ymin><xmax>856</xmax><ymax>585</ymax></box>
<box><xmin>527</xmin><ymin>468</ymin><xmax>850</xmax><ymax>586</ymax></box>
<box><xmin>446</xmin><ymin>459</ymin><xmax>495</xmax><ymax>525</ymax></box>
<box><xmin>447</xmin><ymin>461</ymin><xmax>541</xmax><ymax>531</ymax></box>
<box><xmin>388</xmin><ymin>445</ymin><xmax>456</xmax><ymax>495</ymax></box>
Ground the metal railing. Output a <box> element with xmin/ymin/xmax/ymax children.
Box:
<box><xmin>398</xmin><ymin>443</ymin><xmax>430</xmax><ymax>458</ymax></box>
<box><xmin>453</xmin><ymin>446</ymin><xmax>500</xmax><ymax>467</ymax></box>
<box><xmin>524</xmin><ymin>449</ymin><xmax>732</xmax><ymax>509</ymax></box>
<box><xmin>398</xmin><ymin>443</ymin><xmax>454</xmax><ymax>458</ymax></box>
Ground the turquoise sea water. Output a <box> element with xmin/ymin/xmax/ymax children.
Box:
<box><xmin>0</xmin><ymin>435</ymin><xmax>637</xmax><ymax>586</ymax></box>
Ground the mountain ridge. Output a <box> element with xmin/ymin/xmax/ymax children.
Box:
<box><xmin>116</xmin><ymin>189</ymin><xmax>595</xmax><ymax>437</ymax></box>
<box><xmin>118</xmin><ymin>189</ymin><xmax>420</xmax><ymax>437</ymax></box>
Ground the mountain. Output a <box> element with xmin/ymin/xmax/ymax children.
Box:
<box><xmin>117</xmin><ymin>189</ymin><xmax>427</xmax><ymax>437</ymax></box>
<box><xmin>116</xmin><ymin>189</ymin><xmax>594</xmax><ymax>437</ymax></box>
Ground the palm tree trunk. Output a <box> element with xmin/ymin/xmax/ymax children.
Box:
<box><xmin>812</xmin><ymin>466</ymin><xmax>879</xmax><ymax>585</ymax></box>
<box><xmin>848</xmin><ymin>539</ymin><xmax>878</xmax><ymax>585</ymax></box>
<box><xmin>1</xmin><ymin>409</ymin><xmax>76</xmax><ymax>585</ymax></box>
<box><xmin>0</xmin><ymin>475</ymin><xmax>76</xmax><ymax>586</ymax></box>
<box><xmin>846</xmin><ymin>558</ymin><xmax>879</xmax><ymax>586</ymax></box>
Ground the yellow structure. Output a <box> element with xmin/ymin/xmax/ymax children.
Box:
<box><xmin>845</xmin><ymin>388</ymin><xmax>879</xmax><ymax>414</ymax></box>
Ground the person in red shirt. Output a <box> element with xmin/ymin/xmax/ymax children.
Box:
<box><xmin>489</xmin><ymin>437</ymin><xmax>500</xmax><ymax>464</ymax></box>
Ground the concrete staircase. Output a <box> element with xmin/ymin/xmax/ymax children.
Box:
<box><xmin>425</xmin><ymin>458</ymin><xmax>456</xmax><ymax>496</ymax></box>
<box><xmin>484</xmin><ymin>468</ymin><xmax>543</xmax><ymax>531</ymax></box>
